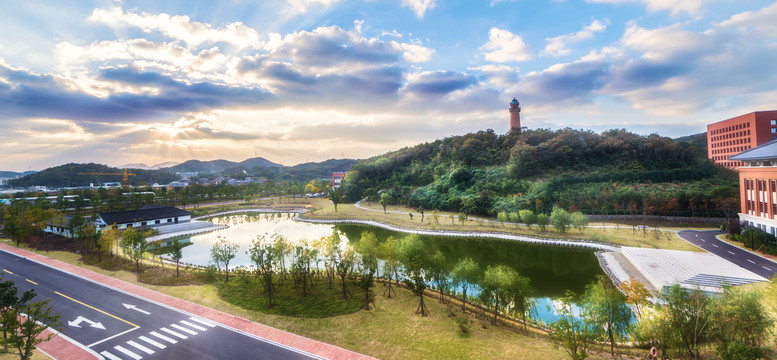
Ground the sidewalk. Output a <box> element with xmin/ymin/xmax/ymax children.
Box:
<box><xmin>0</xmin><ymin>243</ymin><xmax>372</xmax><ymax>360</ymax></box>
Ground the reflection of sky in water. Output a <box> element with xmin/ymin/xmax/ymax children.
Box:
<box><xmin>180</xmin><ymin>213</ymin><xmax>346</xmax><ymax>268</ymax></box>
<box><xmin>177</xmin><ymin>213</ymin><xmax>615</xmax><ymax>325</ymax></box>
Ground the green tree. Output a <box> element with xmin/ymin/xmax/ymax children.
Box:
<box><xmin>451</xmin><ymin>257</ymin><xmax>479</xmax><ymax>312</ymax></box>
<box><xmin>400</xmin><ymin>234</ymin><xmax>431</xmax><ymax>316</ymax></box>
<box><xmin>551</xmin><ymin>206</ymin><xmax>572</xmax><ymax>233</ymax></box>
<box><xmin>336</xmin><ymin>247</ymin><xmax>355</xmax><ymax>300</ymax></box>
<box><xmin>710</xmin><ymin>287</ymin><xmax>773</xmax><ymax>359</ymax></box>
<box><xmin>379</xmin><ymin>193</ymin><xmax>391</xmax><ymax>214</ymax></box>
<box><xmin>511</xmin><ymin>273</ymin><xmax>536</xmax><ymax>335</ymax></box>
<box><xmin>169</xmin><ymin>240</ymin><xmax>184</xmax><ymax>277</ymax></box>
<box><xmin>549</xmin><ymin>292</ymin><xmax>596</xmax><ymax>360</ymax></box>
<box><xmin>210</xmin><ymin>236</ymin><xmax>240</xmax><ymax>282</ymax></box>
<box><xmin>356</xmin><ymin>232</ymin><xmax>379</xmax><ymax>310</ymax></box>
<box><xmin>6</xmin><ymin>297</ymin><xmax>61</xmax><ymax>360</ymax></box>
<box><xmin>428</xmin><ymin>250</ymin><xmax>449</xmax><ymax>302</ymax></box>
<box><xmin>508</xmin><ymin>211</ymin><xmax>520</xmax><ymax>227</ymax></box>
<box><xmin>330</xmin><ymin>186</ymin><xmax>343</xmax><ymax>212</ymax></box>
<box><xmin>519</xmin><ymin>209</ymin><xmax>535</xmax><ymax>229</ymax></box>
<box><xmin>581</xmin><ymin>275</ymin><xmax>631</xmax><ymax>356</ymax></box>
<box><xmin>248</xmin><ymin>234</ymin><xmax>278</xmax><ymax>307</ymax></box>
<box><xmin>661</xmin><ymin>284</ymin><xmax>712</xmax><ymax>360</ymax></box>
<box><xmin>536</xmin><ymin>213</ymin><xmax>549</xmax><ymax>231</ymax></box>
<box><xmin>120</xmin><ymin>228</ymin><xmax>148</xmax><ymax>273</ymax></box>
<box><xmin>571</xmin><ymin>212</ymin><xmax>589</xmax><ymax>233</ymax></box>
<box><xmin>379</xmin><ymin>236</ymin><xmax>400</xmax><ymax>298</ymax></box>
<box><xmin>497</xmin><ymin>211</ymin><xmax>508</xmax><ymax>227</ymax></box>
<box><xmin>0</xmin><ymin>276</ymin><xmax>36</xmax><ymax>353</ymax></box>
<box><xmin>479</xmin><ymin>265</ymin><xmax>518</xmax><ymax>325</ymax></box>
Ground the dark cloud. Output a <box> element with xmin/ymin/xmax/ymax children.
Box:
<box><xmin>607</xmin><ymin>59</ymin><xmax>690</xmax><ymax>91</ymax></box>
<box><xmin>516</xmin><ymin>57</ymin><xmax>609</xmax><ymax>105</ymax></box>
<box><xmin>272</xmin><ymin>26</ymin><xmax>401</xmax><ymax>69</ymax></box>
<box><xmin>405</xmin><ymin>71</ymin><xmax>477</xmax><ymax>97</ymax></box>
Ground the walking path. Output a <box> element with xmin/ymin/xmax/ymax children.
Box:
<box><xmin>0</xmin><ymin>242</ymin><xmax>372</xmax><ymax>360</ymax></box>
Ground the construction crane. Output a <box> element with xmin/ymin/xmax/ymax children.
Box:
<box><xmin>77</xmin><ymin>168</ymin><xmax>137</xmax><ymax>187</ymax></box>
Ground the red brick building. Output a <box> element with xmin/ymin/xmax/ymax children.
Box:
<box><xmin>730</xmin><ymin>139</ymin><xmax>777</xmax><ymax>236</ymax></box>
<box><xmin>509</xmin><ymin>98</ymin><xmax>521</xmax><ymax>132</ymax></box>
<box><xmin>707</xmin><ymin>111</ymin><xmax>777</xmax><ymax>169</ymax></box>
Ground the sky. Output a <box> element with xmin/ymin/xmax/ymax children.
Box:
<box><xmin>1</xmin><ymin>0</ymin><xmax>776</xmax><ymax>171</ymax></box>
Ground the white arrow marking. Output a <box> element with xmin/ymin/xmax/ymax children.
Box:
<box><xmin>68</xmin><ymin>316</ymin><xmax>106</xmax><ymax>330</ymax></box>
<box><xmin>123</xmin><ymin>303</ymin><xmax>151</xmax><ymax>315</ymax></box>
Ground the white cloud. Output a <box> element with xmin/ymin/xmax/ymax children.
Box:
<box><xmin>480</xmin><ymin>28</ymin><xmax>531</xmax><ymax>63</ymax></box>
<box><xmin>715</xmin><ymin>1</ymin><xmax>777</xmax><ymax>37</ymax></box>
<box><xmin>542</xmin><ymin>19</ymin><xmax>609</xmax><ymax>57</ymax></box>
<box><xmin>89</xmin><ymin>7</ymin><xmax>263</xmax><ymax>49</ymax></box>
<box><xmin>401</xmin><ymin>0</ymin><xmax>437</xmax><ymax>19</ymax></box>
<box><xmin>393</xmin><ymin>41</ymin><xmax>435</xmax><ymax>63</ymax></box>
<box><xmin>586</xmin><ymin>0</ymin><xmax>707</xmax><ymax>17</ymax></box>
<box><xmin>283</xmin><ymin>0</ymin><xmax>341</xmax><ymax>14</ymax></box>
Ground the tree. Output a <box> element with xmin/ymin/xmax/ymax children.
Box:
<box><xmin>571</xmin><ymin>212</ymin><xmax>589</xmax><ymax>233</ymax></box>
<box><xmin>511</xmin><ymin>273</ymin><xmax>535</xmax><ymax>335</ymax></box>
<box><xmin>428</xmin><ymin>250</ymin><xmax>448</xmax><ymax>302</ymax></box>
<box><xmin>551</xmin><ymin>206</ymin><xmax>572</xmax><ymax>233</ymax></box>
<box><xmin>661</xmin><ymin>285</ymin><xmax>712</xmax><ymax>360</ymax></box>
<box><xmin>379</xmin><ymin>193</ymin><xmax>391</xmax><ymax>214</ymax></box>
<box><xmin>508</xmin><ymin>211</ymin><xmax>520</xmax><ymax>227</ymax></box>
<box><xmin>479</xmin><ymin>265</ymin><xmax>518</xmax><ymax>325</ymax></box>
<box><xmin>379</xmin><ymin>236</ymin><xmax>400</xmax><ymax>298</ymax></box>
<box><xmin>210</xmin><ymin>236</ymin><xmax>240</xmax><ymax>282</ymax></box>
<box><xmin>400</xmin><ymin>234</ymin><xmax>431</xmax><ymax>316</ymax></box>
<box><xmin>536</xmin><ymin>213</ymin><xmax>549</xmax><ymax>231</ymax></box>
<box><xmin>417</xmin><ymin>207</ymin><xmax>424</xmax><ymax>222</ymax></box>
<box><xmin>549</xmin><ymin>292</ymin><xmax>596</xmax><ymax>360</ymax></box>
<box><xmin>451</xmin><ymin>257</ymin><xmax>479</xmax><ymax>312</ymax></box>
<box><xmin>356</xmin><ymin>232</ymin><xmax>379</xmax><ymax>310</ymax></box>
<box><xmin>6</xmin><ymin>298</ymin><xmax>61</xmax><ymax>360</ymax></box>
<box><xmin>519</xmin><ymin>209</ymin><xmax>535</xmax><ymax>229</ymax></box>
<box><xmin>330</xmin><ymin>186</ymin><xmax>343</xmax><ymax>212</ymax></box>
<box><xmin>120</xmin><ymin>228</ymin><xmax>148</xmax><ymax>273</ymax></box>
<box><xmin>497</xmin><ymin>211</ymin><xmax>508</xmax><ymax>226</ymax></box>
<box><xmin>582</xmin><ymin>275</ymin><xmax>631</xmax><ymax>356</ymax></box>
<box><xmin>169</xmin><ymin>240</ymin><xmax>184</xmax><ymax>277</ymax></box>
<box><xmin>1</xmin><ymin>276</ymin><xmax>36</xmax><ymax>353</ymax></box>
<box><xmin>620</xmin><ymin>278</ymin><xmax>651</xmax><ymax>321</ymax></box>
<box><xmin>710</xmin><ymin>287</ymin><xmax>773</xmax><ymax>359</ymax></box>
<box><xmin>248</xmin><ymin>234</ymin><xmax>277</xmax><ymax>307</ymax></box>
<box><xmin>336</xmin><ymin>247</ymin><xmax>355</xmax><ymax>299</ymax></box>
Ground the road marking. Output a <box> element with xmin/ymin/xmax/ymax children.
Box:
<box><xmin>712</xmin><ymin>244</ymin><xmax>718</xmax><ymax>247</ymax></box>
<box><xmin>700</xmin><ymin>239</ymin><xmax>705</xmax><ymax>242</ymax></box>
<box><xmin>764</xmin><ymin>266</ymin><xmax>772</xmax><ymax>271</ymax></box>
<box><xmin>728</xmin><ymin>251</ymin><xmax>736</xmax><ymax>255</ymax></box>
<box><xmin>748</xmin><ymin>259</ymin><xmax>756</xmax><ymax>264</ymax></box>
<box><xmin>25</xmin><ymin>279</ymin><xmax>37</xmax><ymax>285</ymax></box>
<box><xmin>171</xmin><ymin>323</ymin><xmax>198</xmax><ymax>335</ymax></box>
<box><xmin>150</xmin><ymin>331</ymin><xmax>178</xmax><ymax>344</ymax></box>
<box><xmin>138</xmin><ymin>335</ymin><xmax>166</xmax><ymax>349</ymax></box>
<box><xmin>2</xmin><ymin>269</ymin><xmax>12</xmax><ymax>274</ymax></box>
<box><xmin>189</xmin><ymin>317</ymin><xmax>216</xmax><ymax>328</ymax></box>
<box><xmin>160</xmin><ymin>327</ymin><xmax>188</xmax><ymax>339</ymax></box>
<box><xmin>127</xmin><ymin>340</ymin><xmax>155</xmax><ymax>355</ymax></box>
<box><xmin>68</xmin><ymin>316</ymin><xmax>106</xmax><ymax>330</ymax></box>
<box><xmin>55</xmin><ymin>291</ymin><xmax>138</xmax><ymax>327</ymax></box>
<box><xmin>180</xmin><ymin>320</ymin><xmax>207</xmax><ymax>331</ymax></box>
<box><xmin>114</xmin><ymin>345</ymin><xmax>142</xmax><ymax>360</ymax></box>
<box><xmin>88</xmin><ymin>327</ymin><xmax>140</xmax><ymax>348</ymax></box>
<box><xmin>123</xmin><ymin>303</ymin><xmax>151</xmax><ymax>315</ymax></box>
<box><xmin>100</xmin><ymin>351</ymin><xmax>123</xmax><ymax>360</ymax></box>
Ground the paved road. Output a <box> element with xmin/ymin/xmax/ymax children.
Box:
<box><xmin>677</xmin><ymin>230</ymin><xmax>777</xmax><ymax>280</ymax></box>
<box><xmin>0</xmin><ymin>249</ymin><xmax>318</xmax><ymax>360</ymax></box>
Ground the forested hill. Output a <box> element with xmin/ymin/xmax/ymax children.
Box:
<box><xmin>340</xmin><ymin>128</ymin><xmax>738</xmax><ymax>218</ymax></box>
<box><xmin>8</xmin><ymin>163</ymin><xmax>177</xmax><ymax>188</ymax></box>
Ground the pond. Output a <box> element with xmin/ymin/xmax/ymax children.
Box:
<box><xmin>173</xmin><ymin>213</ymin><xmax>605</xmax><ymax>323</ymax></box>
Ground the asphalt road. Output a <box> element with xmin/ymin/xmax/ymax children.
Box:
<box><xmin>0</xmin><ymin>249</ymin><xmax>318</xmax><ymax>360</ymax></box>
<box><xmin>677</xmin><ymin>230</ymin><xmax>777</xmax><ymax>280</ymax></box>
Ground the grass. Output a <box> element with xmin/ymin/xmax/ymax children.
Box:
<box><xmin>217</xmin><ymin>276</ymin><xmax>364</xmax><ymax>317</ymax></box>
<box><xmin>305</xmin><ymin>200</ymin><xmax>708</xmax><ymax>252</ymax></box>
<box><xmin>0</xmin><ymin>350</ymin><xmax>48</xmax><ymax>360</ymax></box>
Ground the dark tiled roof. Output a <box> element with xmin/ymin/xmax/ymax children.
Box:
<box><xmin>99</xmin><ymin>206</ymin><xmax>190</xmax><ymax>225</ymax></box>
<box><xmin>729</xmin><ymin>139</ymin><xmax>777</xmax><ymax>161</ymax></box>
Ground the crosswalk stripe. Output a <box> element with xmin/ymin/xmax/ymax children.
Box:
<box><xmin>189</xmin><ymin>317</ymin><xmax>217</xmax><ymax>328</ymax></box>
<box><xmin>114</xmin><ymin>345</ymin><xmax>143</xmax><ymax>360</ymax></box>
<box><xmin>139</xmin><ymin>335</ymin><xmax>166</xmax><ymax>349</ymax></box>
<box><xmin>171</xmin><ymin>323</ymin><xmax>198</xmax><ymax>335</ymax></box>
<box><xmin>100</xmin><ymin>351</ymin><xmax>123</xmax><ymax>360</ymax></box>
<box><xmin>161</xmin><ymin>327</ymin><xmax>188</xmax><ymax>339</ymax></box>
<box><xmin>150</xmin><ymin>331</ymin><xmax>178</xmax><ymax>343</ymax></box>
<box><xmin>127</xmin><ymin>340</ymin><xmax>155</xmax><ymax>354</ymax></box>
<box><xmin>180</xmin><ymin>320</ymin><xmax>207</xmax><ymax>331</ymax></box>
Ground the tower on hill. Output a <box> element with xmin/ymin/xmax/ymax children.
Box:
<box><xmin>509</xmin><ymin>98</ymin><xmax>521</xmax><ymax>132</ymax></box>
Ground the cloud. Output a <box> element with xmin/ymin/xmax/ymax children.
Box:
<box><xmin>401</xmin><ymin>0</ymin><xmax>437</xmax><ymax>19</ymax></box>
<box><xmin>403</xmin><ymin>71</ymin><xmax>477</xmax><ymax>97</ymax></box>
<box><xmin>716</xmin><ymin>1</ymin><xmax>777</xmax><ymax>37</ymax></box>
<box><xmin>283</xmin><ymin>0</ymin><xmax>341</xmax><ymax>14</ymax></box>
<box><xmin>542</xmin><ymin>19</ymin><xmax>609</xmax><ymax>57</ymax></box>
<box><xmin>586</xmin><ymin>0</ymin><xmax>707</xmax><ymax>16</ymax></box>
<box><xmin>481</xmin><ymin>28</ymin><xmax>531</xmax><ymax>63</ymax></box>
<box><xmin>89</xmin><ymin>7</ymin><xmax>263</xmax><ymax>49</ymax></box>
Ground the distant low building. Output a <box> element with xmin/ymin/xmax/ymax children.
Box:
<box><xmin>44</xmin><ymin>215</ymin><xmax>76</xmax><ymax>237</ymax></box>
<box><xmin>95</xmin><ymin>205</ymin><xmax>192</xmax><ymax>230</ymax></box>
<box><xmin>331</xmin><ymin>161</ymin><xmax>356</xmax><ymax>188</ymax></box>
<box><xmin>730</xmin><ymin>139</ymin><xmax>777</xmax><ymax>236</ymax></box>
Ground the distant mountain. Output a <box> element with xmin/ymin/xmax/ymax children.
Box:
<box><xmin>7</xmin><ymin>163</ymin><xmax>177</xmax><ymax>188</ymax></box>
<box><xmin>0</xmin><ymin>170</ymin><xmax>36</xmax><ymax>178</ymax></box>
<box><xmin>120</xmin><ymin>162</ymin><xmax>179</xmax><ymax>170</ymax></box>
<box><xmin>160</xmin><ymin>157</ymin><xmax>282</xmax><ymax>174</ymax></box>
<box><xmin>674</xmin><ymin>132</ymin><xmax>707</xmax><ymax>149</ymax></box>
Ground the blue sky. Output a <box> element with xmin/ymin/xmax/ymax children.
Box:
<box><xmin>1</xmin><ymin>0</ymin><xmax>776</xmax><ymax>171</ymax></box>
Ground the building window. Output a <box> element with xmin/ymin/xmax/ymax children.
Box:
<box><xmin>772</xmin><ymin>128</ymin><xmax>776</xmax><ymax>134</ymax></box>
<box><xmin>772</xmin><ymin>120</ymin><xmax>776</xmax><ymax>125</ymax></box>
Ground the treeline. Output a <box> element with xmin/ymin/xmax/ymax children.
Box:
<box><xmin>340</xmin><ymin>128</ymin><xmax>738</xmax><ymax>218</ymax></box>
<box><xmin>7</xmin><ymin>163</ymin><xmax>176</xmax><ymax>188</ymax></box>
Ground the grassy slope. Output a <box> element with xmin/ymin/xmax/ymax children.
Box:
<box><xmin>1</xmin><ymin>241</ymin><xmax>612</xmax><ymax>360</ymax></box>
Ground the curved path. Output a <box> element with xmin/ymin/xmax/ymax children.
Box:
<box><xmin>677</xmin><ymin>230</ymin><xmax>777</xmax><ymax>279</ymax></box>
